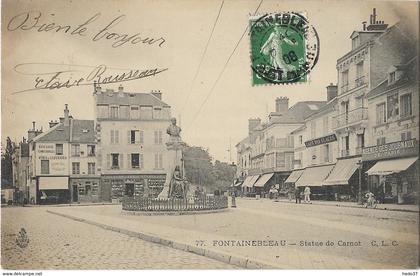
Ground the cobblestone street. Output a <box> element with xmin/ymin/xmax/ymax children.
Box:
<box><xmin>1</xmin><ymin>207</ymin><xmax>236</xmax><ymax>269</ymax></box>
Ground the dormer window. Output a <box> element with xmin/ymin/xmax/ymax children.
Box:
<box><xmin>388</xmin><ymin>71</ymin><xmax>396</xmax><ymax>84</ymax></box>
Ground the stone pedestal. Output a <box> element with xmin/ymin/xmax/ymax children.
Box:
<box><xmin>157</xmin><ymin>141</ymin><xmax>185</xmax><ymax>199</ymax></box>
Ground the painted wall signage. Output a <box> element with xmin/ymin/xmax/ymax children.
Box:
<box><xmin>305</xmin><ymin>134</ymin><xmax>337</xmax><ymax>148</ymax></box>
<box><xmin>362</xmin><ymin>139</ymin><xmax>418</xmax><ymax>161</ymax></box>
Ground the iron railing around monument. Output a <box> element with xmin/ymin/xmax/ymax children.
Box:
<box><xmin>122</xmin><ymin>195</ymin><xmax>228</xmax><ymax>211</ymax></box>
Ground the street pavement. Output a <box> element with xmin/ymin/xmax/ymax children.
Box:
<box><xmin>2</xmin><ymin>198</ymin><xmax>418</xmax><ymax>269</ymax></box>
<box><xmin>1</xmin><ymin>207</ymin><xmax>236</xmax><ymax>269</ymax></box>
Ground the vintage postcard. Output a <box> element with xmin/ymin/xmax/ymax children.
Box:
<box><xmin>1</xmin><ymin>0</ymin><xmax>419</xmax><ymax>273</ymax></box>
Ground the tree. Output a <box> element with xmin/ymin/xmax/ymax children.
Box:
<box><xmin>183</xmin><ymin>146</ymin><xmax>215</xmax><ymax>187</ymax></box>
<box><xmin>1</xmin><ymin>137</ymin><xmax>14</xmax><ymax>188</ymax></box>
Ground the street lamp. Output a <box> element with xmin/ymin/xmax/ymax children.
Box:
<box><xmin>357</xmin><ymin>159</ymin><xmax>363</xmax><ymax>205</ymax></box>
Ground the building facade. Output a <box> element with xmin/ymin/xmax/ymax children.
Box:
<box><xmin>12</xmin><ymin>138</ymin><xmax>30</xmax><ymax>204</ymax></box>
<box><xmin>94</xmin><ymin>85</ymin><xmax>172</xmax><ymax>201</ymax></box>
<box><xmin>29</xmin><ymin>105</ymin><xmax>99</xmax><ymax>204</ymax></box>
<box><xmin>363</xmin><ymin>57</ymin><xmax>418</xmax><ymax>204</ymax></box>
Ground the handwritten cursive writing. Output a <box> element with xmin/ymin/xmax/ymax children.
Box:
<box><xmin>13</xmin><ymin>63</ymin><xmax>168</xmax><ymax>94</ymax></box>
<box><xmin>7</xmin><ymin>11</ymin><xmax>166</xmax><ymax>49</ymax></box>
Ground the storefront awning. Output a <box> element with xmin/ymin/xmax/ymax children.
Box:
<box><xmin>254</xmin><ymin>173</ymin><xmax>274</xmax><ymax>187</ymax></box>
<box><xmin>295</xmin><ymin>164</ymin><xmax>334</xmax><ymax>187</ymax></box>
<box><xmin>323</xmin><ymin>157</ymin><xmax>360</xmax><ymax>186</ymax></box>
<box><xmin>39</xmin><ymin>177</ymin><xmax>69</xmax><ymax>190</ymax></box>
<box><xmin>285</xmin><ymin>169</ymin><xmax>304</xmax><ymax>184</ymax></box>
<box><xmin>366</xmin><ymin>157</ymin><xmax>418</xmax><ymax>176</ymax></box>
<box><xmin>242</xmin><ymin>175</ymin><xmax>260</xmax><ymax>188</ymax></box>
<box><xmin>234</xmin><ymin>181</ymin><xmax>243</xmax><ymax>187</ymax></box>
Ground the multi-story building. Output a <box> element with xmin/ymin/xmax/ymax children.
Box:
<box><xmin>334</xmin><ymin>9</ymin><xmax>415</xmax><ymax>160</ymax></box>
<box><xmin>94</xmin><ymin>85</ymin><xmax>172</xmax><ymax>201</ymax></box>
<box><xmin>29</xmin><ymin>105</ymin><xmax>99</xmax><ymax>204</ymax></box>
<box><xmin>363</xmin><ymin>57</ymin><xmax>418</xmax><ymax>204</ymax></box>
<box><xmin>12</xmin><ymin>138</ymin><xmax>30</xmax><ymax>203</ymax></box>
<box><xmin>237</xmin><ymin>97</ymin><xmax>326</xmax><ymax>196</ymax></box>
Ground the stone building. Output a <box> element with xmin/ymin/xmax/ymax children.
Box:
<box><xmin>236</xmin><ymin>97</ymin><xmax>325</xmax><ymax>197</ymax></box>
<box><xmin>363</xmin><ymin>57</ymin><xmax>418</xmax><ymax>204</ymax></box>
<box><xmin>93</xmin><ymin>85</ymin><xmax>171</xmax><ymax>201</ymax></box>
<box><xmin>29</xmin><ymin>105</ymin><xmax>99</xmax><ymax>204</ymax></box>
<box><xmin>11</xmin><ymin>138</ymin><xmax>30</xmax><ymax>203</ymax></box>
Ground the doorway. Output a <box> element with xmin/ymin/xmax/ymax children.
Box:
<box><xmin>72</xmin><ymin>185</ymin><xmax>78</xmax><ymax>202</ymax></box>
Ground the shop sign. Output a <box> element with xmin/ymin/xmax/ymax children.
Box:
<box><xmin>304</xmin><ymin>134</ymin><xmax>337</xmax><ymax>148</ymax></box>
<box><xmin>362</xmin><ymin>139</ymin><xmax>418</xmax><ymax>161</ymax></box>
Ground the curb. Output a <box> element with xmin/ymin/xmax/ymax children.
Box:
<box><xmin>46</xmin><ymin>210</ymin><xmax>279</xmax><ymax>269</ymax></box>
<box><xmin>273</xmin><ymin>199</ymin><xmax>419</xmax><ymax>213</ymax></box>
<box><xmin>24</xmin><ymin>202</ymin><xmax>119</xmax><ymax>208</ymax></box>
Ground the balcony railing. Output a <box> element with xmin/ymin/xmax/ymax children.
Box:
<box><xmin>333</xmin><ymin>107</ymin><xmax>368</xmax><ymax>129</ymax></box>
<box><xmin>355</xmin><ymin>76</ymin><xmax>366</xmax><ymax>88</ymax></box>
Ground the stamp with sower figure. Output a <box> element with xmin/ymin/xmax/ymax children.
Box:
<box><xmin>250</xmin><ymin>12</ymin><xmax>319</xmax><ymax>85</ymax></box>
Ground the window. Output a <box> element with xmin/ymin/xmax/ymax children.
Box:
<box><xmin>376</xmin><ymin>137</ymin><xmax>386</xmax><ymax>145</ymax></box>
<box><xmin>130</xmin><ymin>106</ymin><xmax>140</xmax><ymax>119</ymax></box>
<box><xmin>299</xmin><ymin>135</ymin><xmax>303</xmax><ymax>145</ymax></box>
<box><xmin>72</xmin><ymin>162</ymin><xmax>80</xmax><ymax>174</ymax></box>
<box><xmin>323</xmin><ymin>144</ymin><xmax>330</xmax><ymax>163</ymax></box>
<box><xmin>71</xmin><ymin>144</ymin><xmax>80</xmax><ymax>156</ymax></box>
<box><xmin>154</xmin><ymin>153</ymin><xmax>163</xmax><ymax>169</ymax></box>
<box><xmin>389</xmin><ymin>72</ymin><xmax>396</xmax><ymax>84</ymax></box>
<box><xmin>401</xmin><ymin>132</ymin><xmax>412</xmax><ymax>141</ymax></box>
<box><xmin>97</xmin><ymin>105</ymin><xmax>108</xmax><ymax>118</ymax></box>
<box><xmin>131</xmin><ymin>154</ymin><xmax>140</xmax><ymax>168</ymax></box>
<box><xmin>85</xmin><ymin>184</ymin><xmax>92</xmax><ymax>196</ymax></box>
<box><xmin>88</xmin><ymin>163</ymin><xmax>96</xmax><ymax>174</ymax></box>
<box><xmin>153</xmin><ymin>108</ymin><xmax>162</xmax><ymax>119</ymax></box>
<box><xmin>129</xmin><ymin>130</ymin><xmax>143</xmax><ymax>144</ymax></box>
<box><xmin>140</xmin><ymin>106</ymin><xmax>153</xmax><ymax>119</ymax></box>
<box><xmin>120</xmin><ymin>105</ymin><xmax>129</xmax><ymax>119</ymax></box>
<box><xmin>356</xmin><ymin>61</ymin><xmax>364</xmax><ymax>78</ymax></box>
<box><xmin>400</xmin><ymin>94</ymin><xmax>412</xmax><ymax>118</ymax></box>
<box><xmin>387</xmin><ymin>94</ymin><xmax>399</xmax><ymax>119</ymax></box>
<box><xmin>154</xmin><ymin>130</ymin><xmax>163</xmax><ymax>144</ymax></box>
<box><xmin>56</xmin><ymin>144</ymin><xmax>63</xmax><ymax>155</ymax></box>
<box><xmin>110</xmin><ymin>130</ymin><xmax>119</xmax><ymax>144</ymax></box>
<box><xmin>352</xmin><ymin>35</ymin><xmax>360</xmax><ymax>49</ymax></box>
<box><xmin>311</xmin><ymin>122</ymin><xmax>316</xmax><ymax>138</ymax></box>
<box><xmin>376</xmin><ymin>103</ymin><xmax>386</xmax><ymax>124</ymax></box>
<box><xmin>323</xmin><ymin>117</ymin><xmax>329</xmax><ymax>134</ymax></box>
<box><xmin>357</xmin><ymin>134</ymin><xmax>365</xmax><ymax>148</ymax></box>
<box><xmin>41</xmin><ymin>160</ymin><xmax>49</xmax><ymax>174</ymax></box>
<box><xmin>341</xmin><ymin>70</ymin><xmax>349</xmax><ymax>86</ymax></box>
<box><xmin>87</xmin><ymin>145</ymin><xmax>95</xmax><ymax>156</ymax></box>
<box><xmin>111</xmin><ymin>154</ymin><xmax>119</xmax><ymax>168</ymax></box>
<box><xmin>110</xmin><ymin>106</ymin><xmax>119</xmax><ymax>119</ymax></box>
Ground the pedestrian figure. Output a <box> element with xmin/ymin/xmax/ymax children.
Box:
<box><xmin>295</xmin><ymin>187</ymin><xmax>301</xmax><ymax>204</ymax></box>
<box><xmin>304</xmin><ymin>186</ymin><xmax>311</xmax><ymax>203</ymax></box>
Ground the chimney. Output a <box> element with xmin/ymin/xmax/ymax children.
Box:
<box><xmin>248</xmin><ymin>118</ymin><xmax>261</xmax><ymax>136</ymax></box>
<box><xmin>275</xmin><ymin>97</ymin><xmax>289</xmax><ymax>114</ymax></box>
<box><xmin>27</xmin><ymin>122</ymin><xmax>43</xmax><ymax>142</ymax></box>
<box><xmin>49</xmin><ymin>120</ymin><xmax>59</xmax><ymax>128</ymax></box>
<box><xmin>326</xmin><ymin>83</ymin><xmax>338</xmax><ymax>101</ymax></box>
<box><xmin>151</xmin><ymin>90</ymin><xmax>162</xmax><ymax>100</ymax></box>
<box><xmin>366</xmin><ymin>8</ymin><xmax>388</xmax><ymax>31</ymax></box>
<box><xmin>64</xmin><ymin>104</ymin><xmax>70</xmax><ymax>126</ymax></box>
<box><xmin>94</xmin><ymin>81</ymin><xmax>102</xmax><ymax>94</ymax></box>
<box><xmin>362</xmin><ymin>21</ymin><xmax>367</xmax><ymax>31</ymax></box>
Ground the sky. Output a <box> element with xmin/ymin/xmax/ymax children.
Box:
<box><xmin>1</xmin><ymin>0</ymin><xmax>418</xmax><ymax>162</ymax></box>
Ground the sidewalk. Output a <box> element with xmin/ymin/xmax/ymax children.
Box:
<box><xmin>240</xmin><ymin>197</ymin><xmax>419</xmax><ymax>213</ymax></box>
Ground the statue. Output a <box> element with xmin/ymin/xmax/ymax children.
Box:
<box><xmin>157</xmin><ymin>117</ymin><xmax>187</xmax><ymax>199</ymax></box>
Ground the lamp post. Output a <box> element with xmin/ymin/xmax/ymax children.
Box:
<box><xmin>357</xmin><ymin>159</ymin><xmax>363</xmax><ymax>205</ymax></box>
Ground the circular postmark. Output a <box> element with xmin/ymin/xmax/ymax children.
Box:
<box><xmin>250</xmin><ymin>12</ymin><xmax>320</xmax><ymax>85</ymax></box>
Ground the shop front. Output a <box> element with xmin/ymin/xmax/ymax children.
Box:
<box><xmin>101</xmin><ymin>174</ymin><xmax>166</xmax><ymax>202</ymax></box>
<box><xmin>323</xmin><ymin>157</ymin><xmax>362</xmax><ymax>201</ymax></box>
<box><xmin>295</xmin><ymin>164</ymin><xmax>335</xmax><ymax>200</ymax></box>
<box><xmin>363</xmin><ymin>139</ymin><xmax>419</xmax><ymax>204</ymax></box>
<box><xmin>241</xmin><ymin>175</ymin><xmax>260</xmax><ymax>197</ymax></box>
<box><xmin>37</xmin><ymin>176</ymin><xmax>70</xmax><ymax>204</ymax></box>
<box><xmin>69</xmin><ymin>177</ymin><xmax>101</xmax><ymax>203</ymax></box>
<box><xmin>253</xmin><ymin>173</ymin><xmax>274</xmax><ymax>198</ymax></box>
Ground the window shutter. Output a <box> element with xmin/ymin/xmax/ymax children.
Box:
<box><xmin>110</xmin><ymin>130</ymin><xmax>114</xmax><ymax>144</ymax></box>
<box><xmin>140</xmin><ymin>131</ymin><xmax>144</xmax><ymax>144</ymax></box>
<box><xmin>159</xmin><ymin>154</ymin><xmax>163</xmax><ymax>169</ymax></box>
<box><xmin>119</xmin><ymin>153</ymin><xmax>123</xmax><ymax>169</ymax></box>
<box><xmin>140</xmin><ymin>154</ymin><xmax>144</xmax><ymax>169</ymax></box>
<box><xmin>159</xmin><ymin>131</ymin><xmax>162</xmax><ymax>144</ymax></box>
<box><xmin>154</xmin><ymin>131</ymin><xmax>158</xmax><ymax>144</ymax></box>
<box><xmin>115</xmin><ymin>130</ymin><xmax>119</xmax><ymax>144</ymax></box>
<box><xmin>106</xmin><ymin>154</ymin><xmax>110</xmax><ymax>169</ymax></box>
<box><xmin>127</xmin><ymin>130</ymin><xmax>131</xmax><ymax>144</ymax></box>
<box><xmin>127</xmin><ymin>154</ymin><xmax>131</xmax><ymax>169</ymax></box>
<box><xmin>154</xmin><ymin>153</ymin><xmax>158</xmax><ymax>169</ymax></box>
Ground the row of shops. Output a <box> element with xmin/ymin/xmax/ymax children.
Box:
<box><xmin>31</xmin><ymin>174</ymin><xmax>166</xmax><ymax>205</ymax></box>
<box><xmin>237</xmin><ymin>139</ymin><xmax>419</xmax><ymax>204</ymax></box>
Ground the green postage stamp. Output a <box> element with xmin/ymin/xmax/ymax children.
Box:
<box><xmin>250</xmin><ymin>12</ymin><xmax>319</xmax><ymax>85</ymax></box>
